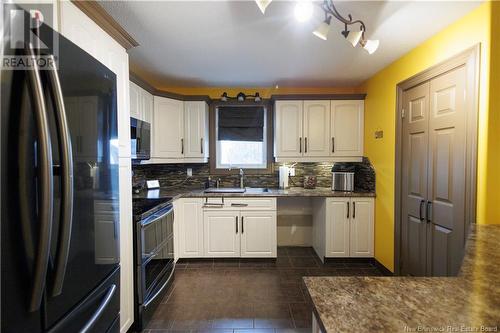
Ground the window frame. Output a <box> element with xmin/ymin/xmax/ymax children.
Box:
<box><xmin>209</xmin><ymin>99</ymin><xmax>274</xmax><ymax>175</ymax></box>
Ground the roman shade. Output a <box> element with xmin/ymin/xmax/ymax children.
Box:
<box><xmin>217</xmin><ymin>106</ymin><xmax>265</xmax><ymax>142</ymax></box>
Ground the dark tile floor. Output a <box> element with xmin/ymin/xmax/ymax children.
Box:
<box><xmin>143</xmin><ymin>247</ymin><xmax>384</xmax><ymax>333</ymax></box>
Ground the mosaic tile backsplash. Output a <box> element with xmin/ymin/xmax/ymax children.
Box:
<box><xmin>132</xmin><ymin>158</ymin><xmax>375</xmax><ymax>193</ymax></box>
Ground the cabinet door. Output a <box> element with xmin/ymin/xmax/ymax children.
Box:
<box><xmin>240</xmin><ymin>211</ymin><xmax>277</xmax><ymax>258</ymax></box>
<box><xmin>184</xmin><ymin>101</ymin><xmax>207</xmax><ymax>158</ymax></box>
<box><xmin>204</xmin><ymin>211</ymin><xmax>240</xmax><ymax>257</ymax></box>
<box><xmin>275</xmin><ymin>101</ymin><xmax>303</xmax><ymax>157</ymax></box>
<box><xmin>303</xmin><ymin>101</ymin><xmax>330</xmax><ymax>157</ymax></box>
<box><xmin>129</xmin><ymin>81</ymin><xmax>141</xmax><ymax>120</ymax></box>
<box><xmin>153</xmin><ymin>96</ymin><xmax>184</xmax><ymax>159</ymax></box>
<box><xmin>141</xmin><ymin>89</ymin><xmax>153</xmax><ymax>124</ymax></box>
<box><xmin>330</xmin><ymin>100</ymin><xmax>364</xmax><ymax>156</ymax></box>
<box><xmin>349</xmin><ymin>198</ymin><xmax>374</xmax><ymax>257</ymax></box>
<box><xmin>178</xmin><ymin>199</ymin><xmax>204</xmax><ymax>258</ymax></box>
<box><xmin>326</xmin><ymin>198</ymin><xmax>350</xmax><ymax>257</ymax></box>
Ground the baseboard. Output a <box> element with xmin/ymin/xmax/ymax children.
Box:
<box><xmin>371</xmin><ymin>259</ymin><xmax>394</xmax><ymax>276</ymax></box>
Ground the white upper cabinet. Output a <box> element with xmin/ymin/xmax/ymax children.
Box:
<box><xmin>129</xmin><ymin>81</ymin><xmax>153</xmax><ymax>123</ymax></box>
<box><xmin>141</xmin><ymin>90</ymin><xmax>153</xmax><ymax>124</ymax></box>
<box><xmin>330</xmin><ymin>100</ymin><xmax>364</xmax><ymax>157</ymax></box>
<box><xmin>274</xmin><ymin>99</ymin><xmax>364</xmax><ymax>162</ymax></box>
<box><xmin>184</xmin><ymin>101</ymin><xmax>209</xmax><ymax>159</ymax></box>
<box><xmin>303</xmin><ymin>101</ymin><xmax>331</xmax><ymax>157</ymax></box>
<box><xmin>275</xmin><ymin>101</ymin><xmax>303</xmax><ymax>158</ymax></box>
<box><xmin>149</xmin><ymin>98</ymin><xmax>209</xmax><ymax>163</ymax></box>
<box><xmin>153</xmin><ymin>96</ymin><xmax>184</xmax><ymax>159</ymax></box>
<box><xmin>129</xmin><ymin>82</ymin><xmax>141</xmax><ymax>119</ymax></box>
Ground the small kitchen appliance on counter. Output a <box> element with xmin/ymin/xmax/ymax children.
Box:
<box><xmin>279</xmin><ymin>166</ymin><xmax>290</xmax><ymax>189</ymax></box>
<box><xmin>331</xmin><ymin>164</ymin><xmax>355</xmax><ymax>192</ymax></box>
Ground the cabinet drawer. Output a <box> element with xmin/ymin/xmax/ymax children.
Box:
<box><xmin>224</xmin><ymin>198</ymin><xmax>276</xmax><ymax>211</ymax></box>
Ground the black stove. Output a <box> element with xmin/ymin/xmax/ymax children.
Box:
<box><xmin>132</xmin><ymin>197</ymin><xmax>173</xmax><ymax>220</ymax></box>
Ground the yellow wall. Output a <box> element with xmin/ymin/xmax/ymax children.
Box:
<box><xmin>360</xmin><ymin>2</ymin><xmax>496</xmax><ymax>272</ymax></box>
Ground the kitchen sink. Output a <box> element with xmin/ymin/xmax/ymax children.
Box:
<box><xmin>204</xmin><ymin>187</ymin><xmax>246</xmax><ymax>193</ymax></box>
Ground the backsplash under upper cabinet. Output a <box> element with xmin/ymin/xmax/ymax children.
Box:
<box><xmin>132</xmin><ymin>158</ymin><xmax>375</xmax><ymax>193</ymax></box>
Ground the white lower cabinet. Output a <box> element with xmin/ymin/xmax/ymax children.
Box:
<box><xmin>175</xmin><ymin>198</ymin><xmax>277</xmax><ymax>258</ymax></box>
<box><xmin>204</xmin><ymin>210</ymin><xmax>241</xmax><ymax>257</ymax></box>
<box><xmin>176</xmin><ymin>198</ymin><xmax>204</xmax><ymax>258</ymax></box>
<box><xmin>314</xmin><ymin>197</ymin><xmax>374</xmax><ymax>259</ymax></box>
<box><xmin>240</xmin><ymin>211</ymin><xmax>277</xmax><ymax>258</ymax></box>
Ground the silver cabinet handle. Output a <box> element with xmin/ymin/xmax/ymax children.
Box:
<box><xmin>426</xmin><ymin>201</ymin><xmax>432</xmax><ymax>223</ymax></box>
<box><xmin>347</xmin><ymin>202</ymin><xmax>350</xmax><ymax>219</ymax></box>
<box><xmin>241</xmin><ymin>216</ymin><xmax>244</xmax><ymax>234</ymax></box>
<box><xmin>202</xmin><ymin>203</ymin><xmax>224</xmax><ymax>208</ymax></box>
<box><xmin>299</xmin><ymin>137</ymin><xmax>302</xmax><ymax>153</ymax></box>
<box><xmin>26</xmin><ymin>44</ymin><xmax>54</xmax><ymax>312</ymax></box>
<box><xmin>419</xmin><ymin>200</ymin><xmax>425</xmax><ymax>222</ymax></box>
<box><xmin>236</xmin><ymin>216</ymin><xmax>238</xmax><ymax>233</ymax></box>
<box><xmin>201</xmin><ymin>138</ymin><xmax>204</xmax><ymax>154</ymax></box>
<box><xmin>353</xmin><ymin>201</ymin><xmax>356</xmax><ymax>219</ymax></box>
<box><xmin>305</xmin><ymin>137</ymin><xmax>308</xmax><ymax>153</ymax></box>
<box><xmin>47</xmin><ymin>54</ymin><xmax>74</xmax><ymax>297</ymax></box>
<box><xmin>231</xmin><ymin>203</ymin><xmax>248</xmax><ymax>207</ymax></box>
<box><xmin>332</xmin><ymin>137</ymin><xmax>335</xmax><ymax>153</ymax></box>
<box><xmin>181</xmin><ymin>138</ymin><xmax>184</xmax><ymax>154</ymax></box>
<box><xmin>80</xmin><ymin>284</ymin><xmax>116</xmax><ymax>333</ymax></box>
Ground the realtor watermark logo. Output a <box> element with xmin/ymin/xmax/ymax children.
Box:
<box><xmin>2</xmin><ymin>2</ymin><xmax>59</xmax><ymax>70</ymax></box>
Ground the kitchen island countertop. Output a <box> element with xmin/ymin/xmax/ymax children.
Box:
<box><xmin>303</xmin><ymin>224</ymin><xmax>500</xmax><ymax>333</ymax></box>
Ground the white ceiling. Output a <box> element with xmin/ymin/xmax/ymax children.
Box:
<box><xmin>100</xmin><ymin>0</ymin><xmax>481</xmax><ymax>87</ymax></box>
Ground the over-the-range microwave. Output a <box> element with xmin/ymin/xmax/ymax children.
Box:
<box><xmin>131</xmin><ymin>117</ymin><xmax>151</xmax><ymax>160</ymax></box>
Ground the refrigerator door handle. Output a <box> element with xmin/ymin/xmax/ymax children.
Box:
<box><xmin>46</xmin><ymin>54</ymin><xmax>74</xmax><ymax>297</ymax></box>
<box><xmin>79</xmin><ymin>284</ymin><xmax>117</xmax><ymax>333</ymax></box>
<box><xmin>25</xmin><ymin>44</ymin><xmax>54</xmax><ymax>312</ymax></box>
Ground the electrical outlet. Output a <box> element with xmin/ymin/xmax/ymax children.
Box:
<box><xmin>187</xmin><ymin>168</ymin><xmax>193</xmax><ymax>177</ymax></box>
<box><xmin>375</xmin><ymin>130</ymin><xmax>384</xmax><ymax>139</ymax></box>
<box><xmin>289</xmin><ymin>168</ymin><xmax>295</xmax><ymax>176</ymax></box>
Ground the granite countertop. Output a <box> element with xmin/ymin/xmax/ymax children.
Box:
<box><xmin>132</xmin><ymin>187</ymin><xmax>376</xmax><ymax>200</ymax></box>
<box><xmin>303</xmin><ymin>225</ymin><xmax>500</xmax><ymax>333</ymax></box>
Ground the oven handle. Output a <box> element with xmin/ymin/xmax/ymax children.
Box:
<box><xmin>143</xmin><ymin>264</ymin><xmax>175</xmax><ymax>308</ymax></box>
<box><xmin>140</xmin><ymin>205</ymin><xmax>173</xmax><ymax>228</ymax></box>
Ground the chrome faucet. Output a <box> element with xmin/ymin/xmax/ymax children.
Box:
<box><xmin>239</xmin><ymin>169</ymin><xmax>245</xmax><ymax>189</ymax></box>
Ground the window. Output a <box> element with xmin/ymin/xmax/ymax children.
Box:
<box><xmin>215</xmin><ymin>106</ymin><xmax>268</xmax><ymax>170</ymax></box>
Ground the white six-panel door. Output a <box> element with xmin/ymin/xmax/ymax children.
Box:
<box><xmin>204</xmin><ymin>210</ymin><xmax>240</xmax><ymax>257</ymax></box>
<box><xmin>240</xmin><ymin>211</ymin><xmax>277</xmax><ymax>258</ymax></box>
<box><xmin>303</xmin><ymin>101</ymin><xmax>331</xmax><ymax>157</ymax></box>
<box><xmin>184</xmin><ymin>101</ymin><xmax>208</xmax><ymax>158</ymax></box>
<box><xmin>275</xmin><ymin>101</ymin><xmax>303</xmax><ymax>157</ymax></box>
<box><xmin>349</xmin><ymin>198</ymin><xmax>374</xmax><ymax>257</ymax></box>
<box><xmin>153</xmin><ymin>96</ymin><xmax>184</xmax><ymax>159</ymax></box>
<box><xmin>327</xmin><ymin>198</ymin><xmax>350</xmax><ymax>257</ymax></box>
<box><xmin>330</xmin><ymin>100</ymin><xmax>364</xmax><ymax>157</ymax></box>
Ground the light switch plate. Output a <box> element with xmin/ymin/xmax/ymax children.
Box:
<box><xmin>187</xmin><ymin>168</ymin><xmax>193</xmax><ymax>177</ymax></box>
<box><xmin>289</xmin><ymin>168</ymin><xmax>296</xmax><ymax>176</ymax></box>
<box><xmin>146</xmin><ymin>180</ymin><xmax>160</xmax><ymax>189</ymax></box>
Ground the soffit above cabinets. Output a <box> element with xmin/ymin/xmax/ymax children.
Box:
<box><xmin>100</xmin><ymin>1</ymin><xmax>481</xmax><ymax>87</ymax></box>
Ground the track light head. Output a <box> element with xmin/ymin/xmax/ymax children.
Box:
<box><xmin>237</xmin><ymin>92</ymin><xmax>246</xmax><ymax>102</ymax></box>
<box><xmin>221</xmin><ymin>92</ymin><xmax>228</xmax><ymax>102</ymax></box>
<box><xmin>345</xmin><ymin>30</ymin><xmax>363</xmax><ymax>47</ymax></box>
<box><xmin>254</xmin><ymin>92</ymin><xmax>262</xmax><ymax>102</ymax></box>
<box><xmin>255</xmin><ymin>0</ymin><xmax>272</xmax><ymax>14</ymax></box>
<box><xmin>313</xmin><ymin>16</ymin><xmax>332</xmax><ymax>41</ymax></box>
<box><xmin>361</xmin><ymin>39</ymin><xmax>379</xmax><ymax>54</ymax></box>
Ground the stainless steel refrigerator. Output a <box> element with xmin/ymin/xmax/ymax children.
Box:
<box><xmin>1</xmin><ymin>8</ymin><xmax>120</xmax><ymax>333</ymax></box>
